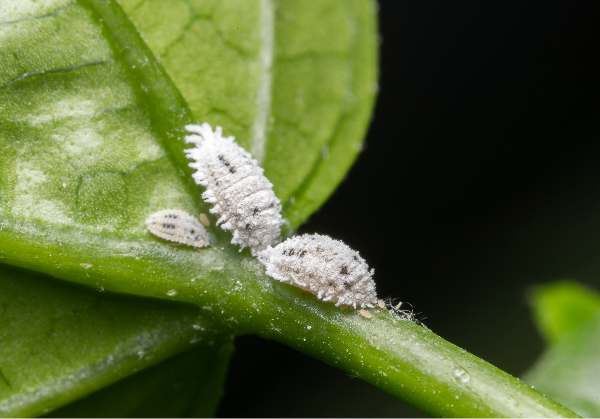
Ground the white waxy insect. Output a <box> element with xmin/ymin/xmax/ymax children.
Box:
<box><xmin>184</xmin><ymin>123</ymin><xmax>283</xmax><ymax>254</ymax></box>
<box><xmin>146</xmin><ymin>209</ymin><xmax>209</xmax><ymax>247</ymax></box>
<box><xmin>258</xmin><ymin>234</ymin><xmax>378</xmax><ymax>309</ymax></box>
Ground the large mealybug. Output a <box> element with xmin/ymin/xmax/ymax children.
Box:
<box><xmin>184</xmin><ymin>123</ymin><xmax>283</xmax><ymax>254</ymax></box>
<box><xmin>258</xmin><ymin>234</ymin><xmax>378</xmax><ymax>309</ymax></box>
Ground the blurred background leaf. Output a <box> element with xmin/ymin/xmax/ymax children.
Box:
<box><xmin>524</xmin><ymin>281</ymin><xmax>600</xmax><ymax>418</ymax></box>
<box><xmin>529</xmin><ymin>281</ymin><xmax>600</xmax><ymax>345</ymax></box>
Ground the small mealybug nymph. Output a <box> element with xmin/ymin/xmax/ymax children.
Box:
<box><xmin>146</xmin><ymin>209</ymin><xmax>209</xmax><ymax>247</ymax></box>
<box><xmin>359</xmin><ymin>309</ymin><xmax>372</xmax><ymax>319</ymax></box>
<box><xmin>184</xmin><ymin>123</ymin><xmax>283</xmax><ymax>254</ymax></box>
<box><xmin>258</xmin><ymin>234</ymin><xmax>378</xmax><ymax>309</ymax></box>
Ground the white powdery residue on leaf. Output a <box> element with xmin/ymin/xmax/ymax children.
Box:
<box><xmin>257</xmin><ymin>234</ymin><xmax>378</xmax><ymax>309</ymax></box>
<box><xmin>184</xmin><ymin>123</ymin><xmax>283</xmax><ymax>254</ymax></box>
<box><xmin>146</xmin><ymin>209</ymin><xmax>209</xmax><ymax>247</ymax></box>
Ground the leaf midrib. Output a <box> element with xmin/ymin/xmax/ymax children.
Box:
<box><xmin>250</xmin><ymin>0</ymin><xmax>274</xmax><ymax>165</ymax></box>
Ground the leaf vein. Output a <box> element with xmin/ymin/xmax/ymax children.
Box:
<box><xmin>250</xmin><ymin>0</ymin><xmax>274</xmax><ymax>165</ymax></box>
<box><xmin>0</xmin><ymin>367</ymin><xmax>11</xmax><ymax>389</ymax></box>
<box><xmin>0</xmin><ymin>60</ymin><xmax>113</xmax><ymax>91</ymax></box>
<box><xmin>155</xmin><ymin>12</ymin><xmax>196</xmax><ymax>57</ymax></box>
<box><xmin>0</xmin><ymin>3</ymin><xmax>74</xmax><ymax>27</ymax></box>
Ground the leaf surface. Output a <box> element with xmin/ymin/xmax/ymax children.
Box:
<box><xmin>0</xmin><ymin>0</ymin><xmax>377</xmax><ymax>415</ymax></box>
<box><xmin>0</xmin><ymin>265</ymin><xmax>229</xmax><ymax>418</ymax></box>
<box><xmin>119</xmin><ymin>0</ymin><xmax>379</xmax><ymax>229</ymax></box>
<box><xmin>0</xmin><ymin>0</ymin><xmax>226</xmax><ymax>414</ymax></box>
<box><xmin>46</xmin><ymin>344</ymin><xmax>232</xmax><ymax>418</ymax></box>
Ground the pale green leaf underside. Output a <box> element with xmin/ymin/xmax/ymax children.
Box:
<box><xmin>0</xmin><ymin>1</ymin><xmax>201</xmax><ymax>233</ymax></box>
<box><xmin>0</xmin><ymin>1</ymin><xmax>223</xmax><ymax>415</ymax></box>
<box><xmin>119</xmin><ymin>0</ymin><xmax>378</xmax><ymax>229</ymax></box>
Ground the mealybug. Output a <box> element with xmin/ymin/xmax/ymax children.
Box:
<box><xmin>359</xmin><ymin>309</ymin><xmax>372</xmax><ymax>319</ymax></box>
<box><xmin>258</xmin><ymin>234</ymin><xmax>378</xmax><ymax>309</ymax></box>
<box><xmin>146</xmin><ymin>209</ymin><xmax>209</xmax><ymax>247</ymax></box>
<box><xmin>184</xmin><ymin>123</ymin><xmax>283</xmax><ymax>254</ymax></box>
<box><xmin>199</xmin><ymin>213</ymin><xmax>210</xmax><ymax>226</ymax></box>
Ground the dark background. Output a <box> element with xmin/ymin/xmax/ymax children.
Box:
<box><xmin>218</xmin><ymin>1</ymin><xmax>600</xmax><ymax>417</ymax></box>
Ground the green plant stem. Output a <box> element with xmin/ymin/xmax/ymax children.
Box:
<box><xmin>0</xmin><ymin>222</ymin><xmax>579</xmax><ymax>418</ymax></box>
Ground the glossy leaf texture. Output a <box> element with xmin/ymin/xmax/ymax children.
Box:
<box><xmin>0</xmin><ymin>0</ymin><xmax>377</xmax><ymax>416</ymax></box>
<box><xmin>524</xmin><ymin>281</ymin><xmax>600</xmax><ymax>417</ymax></box>
<box><xmin>118</xmin><ymin>0</ymin><xmax>379</xmax><ymax>230</ymax></box>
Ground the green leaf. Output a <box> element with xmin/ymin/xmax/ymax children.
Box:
<box><xmin>0</xmin><ymin>0</ymin><xmax>376</xmax><ymax>414</ymax></box>
<box><xmin>0</xmin><ymin>222</ymin><xmax>578</xmax><ymax>417</ymax></box>
<box><xmin>118</xmin><ymin>0</ymin><xmax>378</xmax><ymax>229</ymax></box>
<box><xmin>0</xmin><ymin>0</ymin><xmax>231</xmax><ymax>414</ymax></box>
<box><xmin>0</xmin><ymin>0</ymin><xmax>202</xmax><ymax>234</ymax></box>
<box><xmin>0</xmin><ymin>0</ymin><xmax>579</xmax><ymax>417</ymax></box>
<box><xmin>0</xmin><ymin>265</ymin><xmax>231</xmax><ymax>418</ymax></box>
<box><xmin>45</xmin><ymin>344</ymin><xmax>232</xmax><ymax>418</ymax></box>
<box><xmin>524</xmin><ymin>282</ymin><xmax>600</xmax><ymax>417</ymax></box>
<box><xmin>530</xmin><ymin>280</ymin><xmax>600</xmax><ymax>345</ymax></box>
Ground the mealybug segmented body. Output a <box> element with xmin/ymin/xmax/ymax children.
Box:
<box><xmin>184</xmin><ymin>123</ymin><xmax>283</xmax><ymax>254</ymax></box>
<box><xmin>146</xmin><ymin>209</ymin><xmax>209</xmax><ymax>247</ymax></box>
<box><xmin>258</xmin><ymin>234</ymin><xmax>378</xmax><ymax>309</ymax></box>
